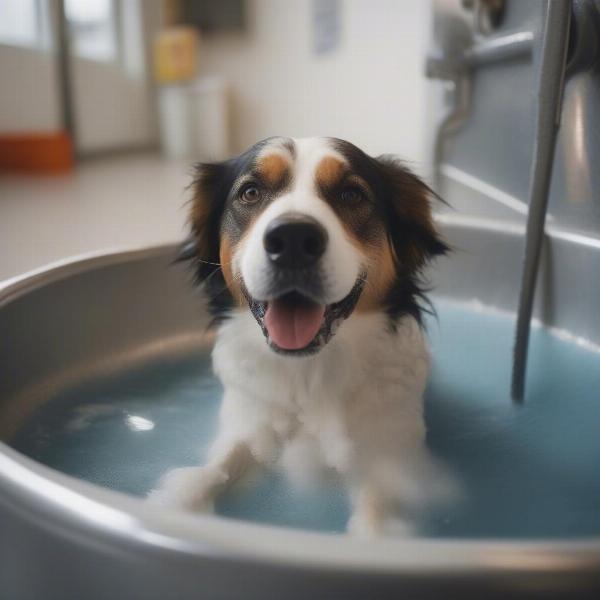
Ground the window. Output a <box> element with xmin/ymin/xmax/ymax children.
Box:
<box><xmin>0</xmin><ymin>0</ymin><xmax>41</xmax><ymax>47</ymax></box>
<box><xmin>65</xmin><ymin>0</ymin><xmax>117</xmax><ymax>61</ymax></box>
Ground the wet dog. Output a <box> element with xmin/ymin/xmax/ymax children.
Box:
<box><xmin>149</xmin><ymin>137</ymin><xmax>450</xmax><ymax>535</ymax></box>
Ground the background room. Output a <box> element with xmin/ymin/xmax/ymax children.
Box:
<box><xmin>0</xmin><ymin>0</ymin><xmax>431</xmax><ymax>281</ymax></box>
<box><xmin>4</xmin><ymin>2</ymin><xmax>600</xmax><ymax>597</ymax></box>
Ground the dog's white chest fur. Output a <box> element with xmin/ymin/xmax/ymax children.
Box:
<box><xmin>214</xmin><ymin>310</ymin><xmax>428</xmax><ymax>439</ymax></box>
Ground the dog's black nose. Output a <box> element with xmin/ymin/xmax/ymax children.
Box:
<box><xmin>264</xmin><ymin>214</ymin><xmax>328</xmax><ymax>269</ymax></box>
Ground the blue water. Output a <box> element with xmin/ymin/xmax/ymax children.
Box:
<box><xmin>11</xmin><ymin>300</ymin><xmax>600</xmax><ymax>537</ymax></box>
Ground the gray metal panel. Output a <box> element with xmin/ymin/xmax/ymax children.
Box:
<box><xmin>432</xmin><ymin>0</ymin><xmax>600</xmax><ymax>236</ymax></box>
<box><xmin>549</xmin><ymin>71</ymin><xmax>600</xmax><ymax>234</ymax></box>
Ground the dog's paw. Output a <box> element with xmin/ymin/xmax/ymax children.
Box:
<box><xmin>347</xmin><ymin>510</ymin><xmax>382</xmax><ymax>538</ymax></box>
<box><xmin>147</xmin><ymin>466</ymin><xmax>227</xmax><ymax>512</ymax></box>
<box><xmin>347</xmin><ymin>512</ymin><xmax>416</xmax><ymax>537</ymax></box>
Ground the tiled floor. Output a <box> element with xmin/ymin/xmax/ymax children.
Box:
<box><xmin>0</xmin><ymin>153</ymin><xmax>191</xmax><ymax>282</ymax></box>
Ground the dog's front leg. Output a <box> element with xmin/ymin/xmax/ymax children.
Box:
<box><xmin>349</xmin><ymin>477</ymin><xmax>424</xmax><ymax>538</ymax></box>
<box><xmin>148</xmin><ymin>387</ymin><xmax>280</xmax><ymax>512</ymax></box>
<box><xmin>147</xmin><ymin>439</ymin><xmax>256</xmax><ymax>512</ymax></box>
<box><xmin>344</xmin><ymin>385</ymin><xmax>430</xmax><ymax>536</ymax></box>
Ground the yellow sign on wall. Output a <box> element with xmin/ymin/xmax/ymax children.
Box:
<box><xmin>154</xmin><ymin>26</ymin><xmax>199</xmax><ymax>84</ymax></box>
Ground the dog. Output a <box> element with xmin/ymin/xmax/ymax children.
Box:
<box><xmin>149</xmin><ymin>137</ymin><xmax>450</xmax><ymax>535</ymax></box>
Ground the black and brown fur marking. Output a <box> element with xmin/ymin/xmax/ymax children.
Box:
<box><xmin>325</xmin><ymin>139</ymin><xmax>448</xmax><ymax>323</ymax></box>
<box><xmin>182</xmin><ymin>138</ymin><xmax>294</xmax><ymax>322</ymax></box>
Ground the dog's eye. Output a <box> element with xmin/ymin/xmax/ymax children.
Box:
<box><xmin>340</xmin><ymin>186</ymin><xmax>366</xmax><ymax>205</ymax></box>
<box><xmin>239</xmin><ymin>184</ymin><xmax>261</xmax><ymax>205</ymax></box>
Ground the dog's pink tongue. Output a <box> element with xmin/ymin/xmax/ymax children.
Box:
<box><xmin>264</xmin><ymin>299</ymin><xmax>325</xmax><ymax>350</ymax></box>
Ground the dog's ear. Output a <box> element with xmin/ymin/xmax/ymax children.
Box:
<box><xmin>376</xmin><ymin>156</ymin><xmax>449</xmax><ymax>271</ymax></box>
<box><xmin>180</xmin><ymin>161</ymin><xmax>233</xmax><ymax>282</ymax></box>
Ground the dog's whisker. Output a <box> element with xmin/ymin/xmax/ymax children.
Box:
<box><xmin>196</xmin><ymin>259</ymin><xmax>224</xmax><ymax>267</ymax></box>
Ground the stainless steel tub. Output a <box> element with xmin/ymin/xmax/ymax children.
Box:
<box><xmin>1</xmin><ymin>217</ymin><xmax>600</xmax><ymax>600</ymax></box>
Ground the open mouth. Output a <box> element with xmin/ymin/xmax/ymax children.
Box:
<box><xmin>242</xmin><ymin>275</ymin><xmax>366</xmax><ymax>355</ymax></box>
<box><xmin>264</xmin><ymin>291</ymin><xmax>326</xmax><ymax>351</ymax></box>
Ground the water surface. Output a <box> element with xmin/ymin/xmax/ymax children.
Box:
<box><xmin>12</xmin><ymin>300</ymin><xmax>600</xmax><ymax>537</ymax></box>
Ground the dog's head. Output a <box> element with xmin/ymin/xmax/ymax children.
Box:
<box><xmin>182</xmin><ymin>137</ymin><xmax>447</xmax><ymax>355</ymax></box>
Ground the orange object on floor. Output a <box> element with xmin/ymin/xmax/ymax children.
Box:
<box><xmin>0</xmin><ymin>131</ymin><xmax>74</xmax><ymax>174</ymax></box>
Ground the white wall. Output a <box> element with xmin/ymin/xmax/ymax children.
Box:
<box><xmin>71</xmin><ymin>57</ymin><xmax>155</xmax><ymax>153</ymax></box>
<box><xmin>197</xmin><ymin>0</ymin><xmax>432</xmax><ymax>171</ymax></box>
<box><xmin>0</xmin><ymin>44</ymin><xmax>62</xmax><ymax>133</ymax></box>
